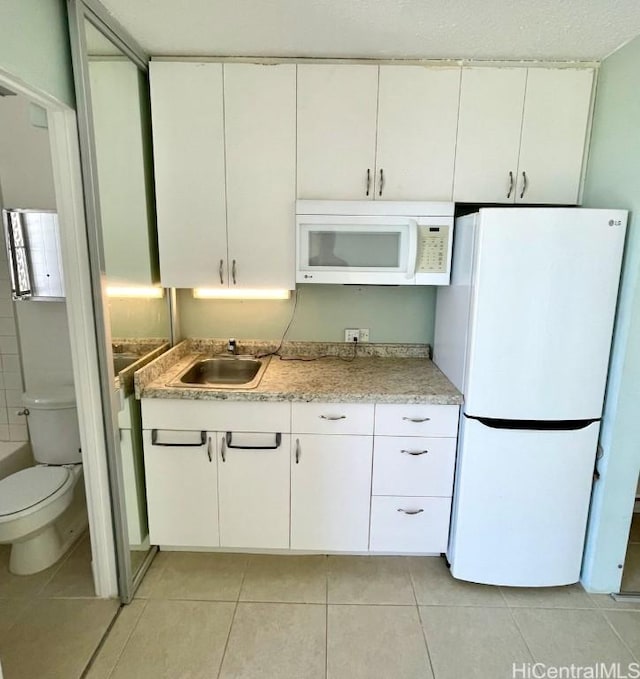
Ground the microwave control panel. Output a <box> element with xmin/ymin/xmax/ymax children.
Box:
<box><xmin>417</xmin><ymin>225</ymin><xmax>450</xmax><ymax>273</ymax></box>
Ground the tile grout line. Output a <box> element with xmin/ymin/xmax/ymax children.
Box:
<box><xmin>101</xmin><ymin>599</ymin><xmax>149</xmax><ymax>679</ymax></box>
<box><xmin>504</xmin><ymin>603</ymin><xmax>538</xmax><ymax>664</ymax></box>
<box><xmin>215</xmin><ymin>558</ymin><xmax>249</xmax><ymax>679</ymax></box>
<box><xmin>78</xmin><ymin>601</ymin><xmax>124</xmax><ymax>679</ymax></box>
<box><xmin>325</xmin><ymin>554</ymin><xmax>329</xmax><ymax>679</ymax></box>
<box><xmin>599</xmin><ymin>608</ymin><xmax>640</xmax><ymax>663</ymax></box>
<box><xmin>407</xmin><ymin>559</ymin><xmax>438</xmax><ymax>679</ymax></box>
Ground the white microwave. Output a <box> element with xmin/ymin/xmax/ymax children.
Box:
<box><xmin>296</xmin><ymin>200</ymin><xmax>455</xmax><ymax>286</ymax></box>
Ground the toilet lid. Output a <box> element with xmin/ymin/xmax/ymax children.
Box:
<box><xmin>0</xmin><ymin>466</ymin><xmax>70</xmax><ymax>516</ymax></box>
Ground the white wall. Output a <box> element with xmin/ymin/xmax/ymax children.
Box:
<box><xmin>0</xmin><ymin>0</ymin><xmax>74</xmax><ymax>107</ymax></box>
<box><xmin>0</xmin><ymin>94</ymin><xmax>74</xmax><ymax>439</ymax></box>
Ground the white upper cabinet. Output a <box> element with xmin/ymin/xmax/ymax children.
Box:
<box><xmin>515</xmin><ymin>68</ymin><xmax>594</xmax><ymax>204</ymax></box>
<box><xmin>453</xmin><ymin>67</ymin><xmax>527</xmax><ymax>203</ymax></box>
<box><xmin>454</xmin><ymin>67</ymin><xmax>594</xmax><ymax>204</ymax></box>
<box><xmin>376</xmin><ymin>66</ymin><xmax>461</xmax><ymax>200</ymax></box>
<box><xmin>297</xmin><ymin>64</ymin><xmax>461</xmax><ymax>201</ymax></box>
<box><xmin>297</xmin><ymin>64</ymin><xmax>379</xmax><ymax>200</ymax></box>
<box><xmin>224</xmin><ymin>63</ymin><xmax>296</xmax><ymax>289</ymax></box>
<box><xmin>150</xmin><ymin>62</ymin><xmax>227</xmax><ymax>288</ymax></box>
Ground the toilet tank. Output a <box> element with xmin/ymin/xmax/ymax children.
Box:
<box><xmin>23</xmin><ymin>387</ymin><xmax>82</xmax><ymax>464</ymax></box>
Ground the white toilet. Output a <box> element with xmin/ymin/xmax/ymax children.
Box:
<box><xmin>0</xmin><ymin>386</ymin><xmax>85</xmax><ymax>575</ymax></box>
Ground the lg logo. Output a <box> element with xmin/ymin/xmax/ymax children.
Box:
<box><xmin>609</xmin><ymin>219</ymin><xmax>623</xmax><ymax>226</ymax></box>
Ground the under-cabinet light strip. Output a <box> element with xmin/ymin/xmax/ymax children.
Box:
<box><xmin>193</xmin><ymin>288</ymin><xmax>291</xmax><ymax>300</ymax></box>
<box><xmin>105</xmin><ymin>286</ymin><xmax>165</xmax><ymax>299</ymax></box>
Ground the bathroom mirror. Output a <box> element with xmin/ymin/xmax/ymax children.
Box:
<box><xmin>68</xmin><ymin>0</ymin><xmax>171</xmax><ymax>602</ymax></box>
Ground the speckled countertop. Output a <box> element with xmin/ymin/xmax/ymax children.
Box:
<box><xmin>113</xmin><ymin>338</ymin><xmax>170</xmax><ymax>396</ymax></box>
<box><xmin>135</xmin><ymin>339</ymin><xmax>462</xmax><ymax>405</ymax></box>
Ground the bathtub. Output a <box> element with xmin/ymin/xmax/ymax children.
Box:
<box><xmin>0</xmin><ymin>441</ymin><xmax>33</xmax><ymax>480</ymax></box>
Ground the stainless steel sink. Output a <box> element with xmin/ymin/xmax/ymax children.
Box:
<box><xmin>170</xmin><ymin>355</ymin><xmax>271</xmax><ymax>389</ymax></box>
<box><xmin>113</xmin><ymin>353</ymin><xmax>140</xmax><ymax>373</ymax></box>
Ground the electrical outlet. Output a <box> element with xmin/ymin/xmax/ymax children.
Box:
<box><xmin>344</xmin><ymin>328</ymin><xmax>370</xmax><ymax>343</ymax></box>
<box><xmin>345</xmin><ymin>328</ymin><xmax>359</xmax><ymax>343</ymax></box>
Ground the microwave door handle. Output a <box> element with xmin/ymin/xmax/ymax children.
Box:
<box><xmin>406</xmin><ymin>219</ymin><xmax>418</xmax><ymax>279</ymax></box>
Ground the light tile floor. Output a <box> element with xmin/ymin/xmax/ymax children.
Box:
<box><xmin>84</xmin><ymin>551</ymin><xmax>640</xmax><ymax>679</ymax></box>
<box><xmin>0</xmin><ymin>533</ymin><xmax>119</xmax><ymax>679</ymax></box>
<box><xmin>622</xmin><ymin>513</ymin><xmax>640</xmax><ymax>591</ymax></box>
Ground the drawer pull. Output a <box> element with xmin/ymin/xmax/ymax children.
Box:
<box><xmin>220</xmin><ymin>435</ymin><xmax>226</xmax><ymax>463</ymax></box>
<box><xmin>295</xmin><ymin>438</ymin><xmax>300</xmax><ymax>464</ymax></box>
<box><xmin>207</xmin><ymin>437</ymin><xmax>213</xmax><ymax>462</ymax></box>
<box><xmin>397</xmin><ymin>508</ymin><xmax>424</xmax><ymax>515</ymax></box>
<box><xmin>225</xmin><ymin>432</ymin><xmax>282</xmax><ymax>450</ymax></box>
<box><xmin>320</xmin><ymin>415</ymin><xmax>347</xmax><ymax>421</ymax></box>
<box><xmin>402</xmin><ymin>416</ymin><xmax>431</xmax><ymax>423</ymax></box>
<box><xmin>400</xmin><ymin>449</ymin><xmax>429</xmax><ymax>456</ymax></box>
<box><xmin>151</xmin><ymin>430</ymin><xmax>206</xmax><ymax>447</ymax></box>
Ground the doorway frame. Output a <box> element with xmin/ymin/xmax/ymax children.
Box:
<box><xmin>0</xmin><ymin>65</ymin><xmax>118</xmax><ymax>597</ymax></box>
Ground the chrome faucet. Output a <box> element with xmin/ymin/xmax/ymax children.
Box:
<box><xmin>227</xmin><ymin>338</ymin><xmax>238</xmax><ymax>355</ymax></box>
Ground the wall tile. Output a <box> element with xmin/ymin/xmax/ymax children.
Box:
<box><xmin>0</xmin><ymin>318</ymin><xmax>15</xmax><ymax>336</ymax></box>
<box><xmin>1</xmin><ymin>355</ymin><xmax>20</xmax><ymax>372</ymax></box>
<box><xmin>0</xmin><ymin>336</ymin><xmax>18</xmax><ymax>355</ymax></box>
<box><xmin>9</xmin><ymin>424</ymin><xmax>28</xmax><ymax>441</ymax></box>
<box><xmin>3</xmin><ymin>372</ymin><xmax>22</xmax><ymax>390</ymax></box>
<box><xmin>5</xmin><ymin>390</ymin><xmax>22</xmax><ymax>407</ymax></box>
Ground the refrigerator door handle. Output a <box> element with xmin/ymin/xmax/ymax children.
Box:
<box><xmin>465</xmin><ymin>414</ymin><xmax>599</xmax><ymax>431</ymax></box>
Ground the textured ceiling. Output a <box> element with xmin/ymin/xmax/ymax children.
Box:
<box><xmin>99</xmin><ymin>0</ymin><xmax>640</xmax><ymax>62</ymax></box>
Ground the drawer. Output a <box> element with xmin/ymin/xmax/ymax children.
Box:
<box><xmin>372</xmin><ymin>437</ymin><xmax>456</xmax><ymax>497</ymax></box>
<box><xmin>142</xmin><ymin>399</ymin><xmax>291</xmax><ymax>432</ymax></box>
<box><xmin>291</xmin><ymin>402</ymin><xmax>374</xmax><ymax>435</ymax></box>
<box><xmin>369</xmin><ymin>496</ymin><xmax>451</xmax><ymax>553</ymax></box>
<box><xmin>375</xmin><ymin>404</ymin><xmax>459</xmax><ymax>437</ymax></box>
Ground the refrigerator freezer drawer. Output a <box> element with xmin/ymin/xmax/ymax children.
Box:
<box><xmin>448</xmin><ymin>416</ymin><xmax>599</xmax><ymax>587</ymax></box>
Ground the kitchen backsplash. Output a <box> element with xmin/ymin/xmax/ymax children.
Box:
<box><xmin>176</xmin><ymin>284</ymin><xmax>436</xmax><ymax>344</ymax></box>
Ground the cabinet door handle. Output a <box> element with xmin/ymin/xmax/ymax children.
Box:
<box><xmin>151</xmin><ymin>430</ymin><xmax>206</xmax><ymax>446</ymax></box>
<box><xmin>365</xmin><ymin>168</ymin><xmax>371</xmax><ymax>196</ymax></box>
<box><xmin>219</xmin><ymin>259</ymin><xmax>224</xmax><ymax>285</ymax></box>
<box><xmin>507</xmin><ymin>171</ymin><xmax>514</xmax><ymax>199</ymax></box>
<box><xmin>378</xmin><ymin>168</ymin><xmax>384</xmax><ymax>197</ymax></box>
<box><xmin>402</xmin><ymin>416</ymin><xmax>430</xmax><ymax>423</ymax></box>
<box><xmin>220</xmin><ymin>435</ymin><xmax>226</xmax><ymax>463</ymax></box>
<box><xmin>207</xmin><ymin>436</ymin><xmax>213</xmax><ymax>462</ymax></box>
<box><xmin>232</xmin><ymin>259</ymin><xmax>237</xmax><ymax>285</ymax></box>
<box><xmin>397</xmin><ymin>508</ymin><xmax>424</xmax><ymax>515</ymax></box>
<box><xmin>520</xmin><ymin>171</ymin><xmax>528</xmax><ymax>199</ymax></box>
<box><xmin>320</xmin><ymin>414</ymin><xmax>346</xmax><ymax>421</ymax></box>
<box><xmin>400</xmin><ymin>449</ymin><xmax>429</xmax><ymax>456</ymax></box>
<box><xmin>295</xmin><ymin>438</ymin><xmax>300</xmax><ymax>464</ymax></box>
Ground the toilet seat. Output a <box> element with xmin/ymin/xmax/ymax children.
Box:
<box><xmin>0</xmin><ymin>466</ymin><xmax>71</xmax><ymax>517</ymax></box>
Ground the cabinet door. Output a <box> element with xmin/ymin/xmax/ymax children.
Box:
<box><xmin>453</xmin><ymin>68</ymin><xmax>527</xmax><ymax>203</ymax></box>
<box><xmin>225</xmin><ymin>64</ymin><xmax>296</xmax><ymax>289</ymax></box>
<box><xmin>515</xmin><ymin>68</ymin><xmax>594</xmax><ymax>204</ymax></box>
<box><xmin>297</xmin><ymin>64</ymin><xmax>378</xmax><ymax>199</ymax></box>
<box><xmin>291</xmin><ymin>434</ymin><xmax>373</xmax><ymax>551</ymax></box>
<box><xmin>376</xmin><ymin>66</ymin><xmax>460</xmax><ymax>200</ymax></box>
<box><xmin>150</xmin><ymin>62</ymin><xmax>227</xmax><ymax>288</ymax></box>
<box><xmin>218</xmin><ymin>432</ymin><xmax>291</xmax><ymax>549</ymax></box>
<box><xmin>143</xmin><ymin>429</ymin><xmax>219</xmax><ymax>547</ymax></box>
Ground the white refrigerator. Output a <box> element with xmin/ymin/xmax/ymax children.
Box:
<box><xmin>434</xmin><ymin>208</ymin><xmax>627</xmax><ymax>587</ymax></box>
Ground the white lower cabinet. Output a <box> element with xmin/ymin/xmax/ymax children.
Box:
<box><xmin>143</xmin><ymin>429</ymin><xmax>219</xmax><ymax>547</ymax></box>
<box><xmin>290</xmin><ymin>434</ymin><xmax>373</xmax><ymax>551</ymax></box>
<box><xmin>141</xmin><ymin>399</ymin><xmax>459</xmax><ymax>555</ymax></box>
<box><xmin>218</xmin><ymin>432</ymin><xmax>291</xmax><ymax>549</ymax></box>
<box><xmin>369</xmin><ymin>496</ymin><xmax>452</xmax><ymax>553</ymax></box>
